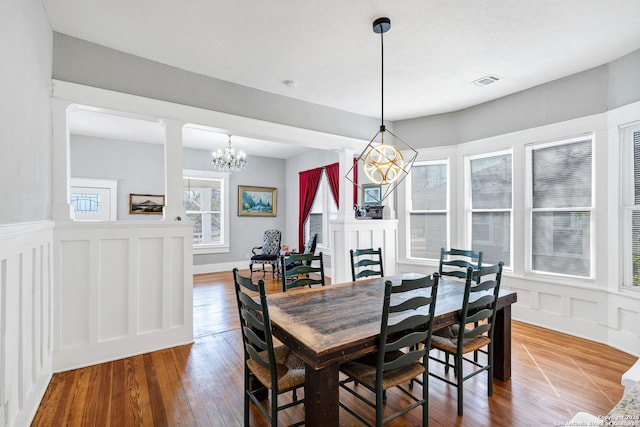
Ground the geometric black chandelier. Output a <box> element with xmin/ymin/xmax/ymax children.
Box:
<box><xmin>346</xmin><ymin>17</ymin><xmax>418</xmax><ymax>204</ymax></box>
<box><xmin>212</xmin><ymin>134</ymin><xmax>247</xmax><ymax>173</ymax></box>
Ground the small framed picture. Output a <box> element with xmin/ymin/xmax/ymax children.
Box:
<box><xmin>362</xmin><ymin>184</ymin><xmax>381</xmax><ymax>206</ymax></box>
<box><xmin>238</xmin><ymin>186</ymin><xmax>277</xmax><ymax>217</ymax></box>
<box><xmin>129</xmin><ymin>194</ymin><xmax>165</xmax><ymax>214</ymax></box>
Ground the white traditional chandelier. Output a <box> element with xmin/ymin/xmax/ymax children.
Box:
<box><xmin>346</xmin><ymin>17</ymin><xmax>418</xmax><ymax>204</ymax></box>
<box><xmin>212</xmin><ymin>135</ymin><xmax>247</xmax><ymax>172</ymax></box>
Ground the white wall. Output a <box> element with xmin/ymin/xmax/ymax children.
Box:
<box><xmin>0</xmin><ymin>1</ymin><xmax>54</xmax><ymax>425</ymax></box>
<box><xmin>0</xmin><ymin>222</ymin><xmax>54</xmax><ymax>427</ymax></box>
<box><xmin>52</xmin><ymin>221</ymin><xmax>193</xmax><ymax>371</ymax></box>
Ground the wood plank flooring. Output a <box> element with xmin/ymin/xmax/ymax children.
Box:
<box><xmin>32</xmin><ymin>270</ymin><xmax>638</xmax><ymax>426</ymax></box>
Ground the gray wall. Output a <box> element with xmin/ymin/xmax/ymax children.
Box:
<box><xmin>53</xmin><ymin>33</ymin><xmax>380</xmax><ymax>142</ymax></box>
<box><xmin>70</xmin><ymin>135</ymin><xmax>166</xmax><ymax>220</ymax></box>
<box><xmin>395</xmin><ymin>48</ymin><xmax>640</xmax><ymax>148</ymax></box>
<box><xmin>0</xmin><ymin>0</ymin><xmax>52</xmax><ymax>224</ymax></box>
<box><xmin>183</xmin><ymin>147</ymin><xmax>287</xmax><ymax>266</ymax></box>
<box><xmin>70</xmin><ymin>137</ymin><xmax>287</xmax><ymax>265</ymax></box>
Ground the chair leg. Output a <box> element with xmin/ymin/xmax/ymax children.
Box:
<box><xmin>376</xmin><ymin>386</ymin><xmax>384</xmax><ymax>427</ymax></box>
<box><xmin>423</xmin><ymin>370</ymin><xmax>429</xmax><ymax>424</ymax></box>
<box><xmin>444</xmin><ymin>352</ymin><xmax>450</xmax><ymax>374</ymax></box>
<box><xmin>244</xmin><ymin>369</ymin><xmax>250</xmax><ymax>427</ymax></box>
<box><xmin>271</xmin><ymin>390</ymin><xmax>278</xmax><ymax>427</ymax></box>
<box><xmin>456</xmin><ymin>353</ymin><xmax>464</xmax><ymax>416</ymax></box>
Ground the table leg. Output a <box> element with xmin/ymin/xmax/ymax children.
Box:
<box><xmin>493</xmin><ymin>305</ymin><xmax>512</xmax><ymax>381</ymax></box>
<box><xmin>305</xmin><ymin>362</ymin><xmax>339</xmax><ymax>427</ymax></box>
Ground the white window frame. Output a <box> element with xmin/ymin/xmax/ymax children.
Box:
<box><xmin>620</xmin><ymin>121</ymin><xmax>640</xmax><ymax>289</ymax></box>
<box><xmin>464</xmin><ymin>150</ymin><xmax>513</xmax><ymax>268</ymax></box>
<box><xmin>70</xmin><ymin>177</ymin><xmax>118</xmax><ymax>221</ymax></box>
<box><xmin>183</xmin><ymin>169</ymin><xmax>230</xmax><ymax>254</ymax></box>
<box><xmin>525</xmin><ymin>134</ymin><xmax>595</xmax><ymax>279</ymax></box>
<box><xmin>406</xmin><ymin>159</ymin><xmax>450</xmax><ymax>261</ymax></box>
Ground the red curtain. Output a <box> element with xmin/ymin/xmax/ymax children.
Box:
<box><xmin>325</xmin><ymin>162</ymin><xmax>340</xmax><ymax>209</ymax></box>
<box><xmin>298</xmin><ymin>167</ymin><xmax>323</xmax><ymax>252</ymax></box>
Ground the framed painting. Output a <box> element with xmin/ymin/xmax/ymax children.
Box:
<box><xmin>129</xmin><ymin>193</ymin><xmax>165</xmax><ymax>214</ymax></box>
<box><xmin>362</xmin><ymin>184</ymin><xmax>382</xmax><ymax>206</ymax></box>
<box><xmin>238</xmin><ymin>186</ymin><xmax>277</xmax><ymax>217</ymax></box>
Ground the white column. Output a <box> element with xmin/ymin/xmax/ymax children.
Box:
<box><xmin>51</xmin><ymin>99</ymin><xmax>74</xmax><ymax>221</ymax></box>
<box><xmin>162</xmin><ymin>118</ymin><xmax>187</xmax><ymax>221</ymax></box>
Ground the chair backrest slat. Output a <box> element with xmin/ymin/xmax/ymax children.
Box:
<box><xmin>376</xmin><ymin>274</ymin><xmax>439</xmax><ymax>384</ymax></box>
<box><xmin>233</xmin><ymin>268</ymin><xmax>280</xmax><ymax>391</ymax></box>
<box><xmin>350</xmin><ymin>247</ymin><xmax>384</xmax><ymax>281</ymax></box>
<box><xmin>281</xmin><ymin>252</ymin><xmax>326</xmax><ymax>292</ymax></box>
<box><xmin>439</xmin><ymin>247</ymin><xmax>483</xmax><ymax>283</ymax></box>
<box><xmin>455</xmin><ymin>262</ymin><xmax>504</xmax><ymax>350</ymax></box>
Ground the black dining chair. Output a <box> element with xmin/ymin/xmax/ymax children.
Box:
<box><xmin>428</xmin><ymin>262</ymin><xmax>504</xmax><ymax>416</ymax></box>
<box><xmin>350</xmin><ymin>247</ymin><xmax>384</xmax><ymax>281</ymax></box>
<box><xmin>281</xmin><ymin>252</ymin><xmax>325</xmax><ymax>292</ymax></box>
<box><xmin>232</xmin><ymin>268</ymin><xmax>305</xmax><ymax>426</ymax></box>
<box><xmin>439</xmin><ymin>247</ymin><xmax>483</xmax><ymax>283</ymax></box>
<box><xmin>339</xmin><ymin>274</ymin><xmax>439</xmax><ymax>426</ymax></box>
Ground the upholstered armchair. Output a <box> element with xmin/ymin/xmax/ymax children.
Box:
<box><xmin>250</xmin><ymin>229</ymin><xmax>282</xmax><ymax>278</ymax></box>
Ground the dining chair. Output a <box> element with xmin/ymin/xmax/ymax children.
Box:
<box><xmin>281</xmin><ymin>252</ymin><xmax>325</xmax><ymax>292</ymax></box>
<box><xmin>439</xmin><ymin>247</ymin><xmax>483</xmax><ymax>283</ymax></box>
<box><xmin>428</xmin><ymin>262</ymin><xmax>504</xmax><ymax>416</ymax></box>
<box><xmin>350</xmin><ymin>247</ymin><xmax>384</xmax><ymax>281</ymax></box>
<box><xmin>249</xmin><ymin>229</ymin><xmax>281</xmax><ymax>278</ymax></box>
<box><xmin>232</xmin><ymin>268</ymin><xmax>305</xmax><ymax>427</ymax></box>
<box><xmin>285</xmin><ymin>233</ymin><xmax>318</xmax><ymax>271</ymax></box>
<box><xmin>339</xmin><ymin>274</ymin><xmax>440</xmax><ymax>426</ymax></box>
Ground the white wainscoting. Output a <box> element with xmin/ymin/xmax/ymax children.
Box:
<box><xmin>53</xmin><ymin>221</ymin><xmax>193</xmax><ymax>371</ymax></box>
<box><xmin>330</xmin><ymin>219</ymin><xmax>398</xmax><ymax>283</ymax></box>
<box><xmin>0</xmin><ymin>221</ymin><xmax>54</xmax><ymax>427</ymax></box>
<box><xmin>398</xmin><ymin>260</ymin><xmax>640</xmax><ymax>356</ymax></box>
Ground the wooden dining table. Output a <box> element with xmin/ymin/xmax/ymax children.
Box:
<box><xmin>266</xmin><ymin>273</ymin><xmax>518</xmax><ymax>427</ymax></box>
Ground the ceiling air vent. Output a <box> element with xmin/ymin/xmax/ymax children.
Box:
<box><xmin>471</xmin><ymin>75</ymin><xmax>502</xmax><ymax>87</ymax></box>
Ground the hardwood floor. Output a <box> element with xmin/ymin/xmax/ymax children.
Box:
<box><xmin>32</xmin><ymin>271</ymin><xmax>637</xmax><ymax>426</ymax></box>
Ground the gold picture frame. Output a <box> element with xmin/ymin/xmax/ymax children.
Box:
<box><xmin>238</xmin><ymin>186</ymin><xmax>277</xmax><ymax>217</ymax></box>
<box><xmin>129</xmin><ymin>193</ymin><xmax>165</xmax><ymax>214</ymax></box>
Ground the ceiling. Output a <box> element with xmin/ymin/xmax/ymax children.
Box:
<box><xmin>45</xmin><ymin>0</ymin><xmax>640</xmax><ymax>156</ymax></box>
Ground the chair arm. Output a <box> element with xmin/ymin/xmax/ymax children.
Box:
<box><xmin>251</xmin><ymin>246</ymin><xmax>263</xmax><ymax>255</ymax></box>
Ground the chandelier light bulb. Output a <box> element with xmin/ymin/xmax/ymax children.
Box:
<box><xmin>212</xmin><ymin>135</ymin><xmax>247</xmax><ymax>172</ymax></box>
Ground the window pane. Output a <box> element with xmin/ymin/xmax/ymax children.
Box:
<box><xmin>409</xmin><ymin>213</ymin><xmax>447</xmax><ymax>259</ymax></box>
<box><xmin>210</xmin><ymin>188</ymin><xmax>221</xmax><ymax>211</ymax></box>
<box><xmin>187</xmin><ymin>213</ymin><xmax>203</xmax><ymax>244</ymax></box>
<box><xmin>634</xmin><ymin>131</ymin><xmax>640</xmax><ymax>204</ymax></box>
<box><xmin>411</xmin><ymin>164</ymin><xmax>447</xmax><ymax>210</ymax></box>
<box><xmin>183</xmin><ymin>190</ymin><xmax>201</xmax><ymax>211</ymax></box>
<box><xmin>71</xmin><ymin>193</ymin><xmax>101</xmax><ymax>214</ymax></box>
<box><xmin>532</xmin><ymin>211</ymin><xmax>590</xmax><ymax>276</ymax></box>
<box><xmin>532</xmin><ymin>140</ymin><xmax>592</xmax><ymax>208</ymax></box>
<box><xmin>472</xmin><ymin>212</ymin><xmax>511</xmax><ymax>266</ymax></box>
<box><xmin>309</xmin><ymin>213</ymin><xmax>322</xmax><ymax>244</ymax></box>
<box><xmin>632</xmin><ymin>211</ymin><xmax>640</xmax><ymax>287</ymax></box>
<box><xmin>471</xmin><ymin>155</ymin><xmax>512</xmax><ymax>209</ymax></box>
<box><xmin>209</xmin><ymin>213</ymin><xmax>221</xmax><ymax>243</ymax></box>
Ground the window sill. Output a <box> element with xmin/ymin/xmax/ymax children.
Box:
<box><xmin>193</xmin><ymin>244</ymin><xmax>230</xmax><ymax>255</ymax></box>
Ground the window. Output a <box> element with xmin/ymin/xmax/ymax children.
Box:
<box><xmin>621</xmin><ymin>123</ymin><xmax>640</xmax><ymax>288</ymax></box>
<box><xmin>467</xmin><ymin>152</ymin><xmax>512</xmax><ymax>267</ymax></box>
<box><xmin>527</xmin><ymin>136</ymin><xmax>593</xmax><ymax>277</ymax></box>
<box><xmin>305</xmin><ymin>173</ymin><xmax>337</xmax><ymax>247</ymax></box>
<box><xmin>183</xmin><ymin>170</ymin><xmax>229</xmax><ymax>252</ymax></box>
<box><xmin>407</xmin><ymin>161</ymin><xmax>448</xmax><ymax>260</ymax></box>
<box><xmin>70</xmin><ymin>177</ymin><xmax>117</xmax><ymax>221</ymax></box>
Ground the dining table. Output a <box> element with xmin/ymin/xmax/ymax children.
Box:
<box><xmin>266</xmin><ymin>273</ymin><xmax>518</xmax><ymax>427</ymax></box>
